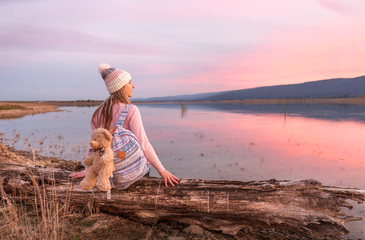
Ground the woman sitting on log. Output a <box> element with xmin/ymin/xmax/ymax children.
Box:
<box><xmin>70</xmin><ymin>64</ymin><xmax>179</xmax><ymax>188</ymax></box>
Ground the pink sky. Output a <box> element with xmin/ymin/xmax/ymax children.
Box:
<box><xmin>1</xmin><ymin>0</ymin><xmax>365</xmax><ymax>100</ymax></box>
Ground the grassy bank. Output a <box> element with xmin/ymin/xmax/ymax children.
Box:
<box><xmin>0</xmin><ymin>102</ymin><xmax>62</xmax><ymax>119</ymax></box>
<box><xmin>0</xmin><ymin>105</ymin><xmax>27</xmax><ymax>111</ymax></box>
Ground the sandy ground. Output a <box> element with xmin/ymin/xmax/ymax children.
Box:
<box><xmin>0</xmin><ymin>101</ymin><xmax>62</xmax><ymax>119</ymax></box>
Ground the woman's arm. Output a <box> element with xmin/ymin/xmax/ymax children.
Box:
<box><xmin>128</xmin><ymin>105</ymin><xmax>179</xmax><ymax>186</ymax></box>
<box><xmin>127</xmin><ymin>106</ymin><xmax>165</xmax><ymax>173</ymax></box>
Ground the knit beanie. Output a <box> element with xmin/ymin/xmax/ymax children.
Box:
<box><xmin>99</xmin><ymin>64</ymin><xmax>132</xmax><ymax>94</ymax></box>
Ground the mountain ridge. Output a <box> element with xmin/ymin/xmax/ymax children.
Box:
<box><xmin>134</xmin><ymin>75</ymin><xmax>365</xmax><ymax>102</ymax></box>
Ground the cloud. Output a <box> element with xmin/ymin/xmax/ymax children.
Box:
<box><xmin>0</xmin><ymin>25</ymin><xmax>161</xmax><ymax>57</ymax></box>
<box><xmin>317</xmin><ymin>0</ymin><xmax>365</xmax><ymax>16</ymax></box>
<box><xmin>1</xmin><ymin>0</ymin><xmax>365</xmax><ymax>100</ymax></box>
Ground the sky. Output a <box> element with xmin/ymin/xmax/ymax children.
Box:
<box><xmin>1</xmin><ymin>0</ymin><xmax>365</xmax><ymax>101</ymax></box>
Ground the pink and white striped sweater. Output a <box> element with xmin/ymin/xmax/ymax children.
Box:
<box><xmin>90</xmin><ymin>103</ymin><xmax>165</xmax><ymax>174</ymax></box>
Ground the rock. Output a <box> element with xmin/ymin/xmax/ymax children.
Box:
<box><xmin>81</xmin><ymin>213</ymin><xmax>120</xmax><ymax>234</ymax></box>
<box><xmin>183</xmin><ymin>225</ymin><xmax>204</xmax><ymax>235</ymax></box>
<box><xmin>0</xmin><ymin>142</ymin><xmax>7</xmax><ymax>153</ymax></box>
<box><xmin>167</xmin><ymin>237</ymin><xmax>186</xmax><ymax>240</ymax></box>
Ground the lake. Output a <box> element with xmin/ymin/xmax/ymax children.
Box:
<box><xmin>0</xmin><ymin>102</ymin><xmax>364</xmax><ymax>238</ymax></box>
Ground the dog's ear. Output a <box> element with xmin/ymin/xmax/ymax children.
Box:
<box><xmin>103</xmin><ymin>129</ymin><xmax>112</xmax><ymax>142</ymax></box>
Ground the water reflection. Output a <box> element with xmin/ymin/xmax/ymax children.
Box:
<box><xmin>1</xmin><ymin>102</ymin><xmax>364</xmax><ymax>238</ymax></box>
<box><xmin>0</xmin><ymin>103</ymin><xmax>364</xmax><ymax>190</ymax></box>
<box><xmin>180</xmin><ymin>104</ymin><xmax>188</xmax><ymax>118</ymax></box>
<box><xmin>0</xmin><ymin>107</ymin><xmax>92</xmax><ymax>163</ymax></box>
<box><xmin>140</xmin><ymin>104</ymin><xmax>365</xmax><ymax>190</ymax></box>
<box><xmin>146</xmin><ymin>102</ymin><xmax>365</xmax><ymax>122</ymax></box>
<box><xmin>140</xmin><ymin>103</ymin><xmax>365</xmax><ymax>239</ymax></box>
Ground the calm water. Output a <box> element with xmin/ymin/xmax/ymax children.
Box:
<box><xmin>0</xmin><ymin>102</ymin><xmax>364</xmax><ymax>238</ymax></box>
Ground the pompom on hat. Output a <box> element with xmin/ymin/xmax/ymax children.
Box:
<box><xmin>99</xmin><ymin>63</ymin><xmax>132</xmax><ymax>94</ymax></box>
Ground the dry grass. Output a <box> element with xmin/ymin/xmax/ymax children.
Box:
<box><xmin>0</xmin><ymin>102</ymin><xmax>61</xmax><ymax>119</ymax></box>
<box><xmin>0</xmin><ymin>105</ymin><xmax>27</xmax><ymax>111</ymax></box>
<box><xmin>0</xmin><ymin>170</ymin><xmax>72</xmax><ymax>240</ymax></box>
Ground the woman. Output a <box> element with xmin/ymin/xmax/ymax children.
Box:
<box><xmin>70</xmin><ymin>64</ymin><xmax>179</xmax><ymax>187</ymax></box>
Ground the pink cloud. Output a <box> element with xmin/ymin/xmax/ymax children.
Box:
<box><xmin>0</xmin><ymin>25</ymin><xmax>161</xmax><ymax>56</ymax></box>
<box><xmin>171</xmin><ymin>18</ymin><xmax>365</xmax><ymax>94</ymax></box>
<box><xmin>317</xmin><ymin>0</ymin><xmax>362</xmax><ymax>16</ymax></box>
<box><xmin>1</xmin><ymin>0</ymin><xmax>365</xmax><ymax>99</ymax></box>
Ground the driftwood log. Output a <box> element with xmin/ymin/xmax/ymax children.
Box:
<box><xmin>0</xmin><ymin>160</ymin><xmax>364</xmax><ymax>238</ymax></box>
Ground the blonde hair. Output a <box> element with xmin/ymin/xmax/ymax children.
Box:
<box><xmin>92</xmin><ymin>87</ymin><xmax>131</xmax><ymax>130</ymax></box>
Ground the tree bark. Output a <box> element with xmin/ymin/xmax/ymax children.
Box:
<box><xmin>0</xmin><ymin>160</ymin><xmax>364</xmax><ymax>238</ymax></box>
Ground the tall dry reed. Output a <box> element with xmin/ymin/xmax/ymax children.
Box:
<box><xmin>0</xmin><ymin>169</ymin><xmax>73</xmax><ymax>240</ymax></box>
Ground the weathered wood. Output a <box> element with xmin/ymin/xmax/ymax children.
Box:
<box><xmin>0</xmin><ymin>161</ymin><xmax>364</xmax><ymax>238</ymax></box>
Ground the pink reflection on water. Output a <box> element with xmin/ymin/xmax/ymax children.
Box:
<box><xmin>142</xmin><ymin>106</ymin><xmax>365</xmax><ymax>189</ymax></box>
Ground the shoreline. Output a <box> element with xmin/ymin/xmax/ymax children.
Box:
<box><xmin>134</xmin><ymin>96</ymin><xmax>365</xmax><ymax>105</ymax></box>
<box><xmin>0</xmin><ymin>101</ymin><xmax>62</xmax><ymax>119</ymax></box>
<box><xmin>0</xmin><ymin>142</ymin><xmax>83</xmax><ymax>171</ymax></box>
<box><xmin>2</xmin><ymin>97</ymin><xmax>365</xmax><ymax>119</ymax></box>
<box><xmin>5</xmin><ymin>97</ymin><xmax>365</xmax><ymax>106</ymax></box>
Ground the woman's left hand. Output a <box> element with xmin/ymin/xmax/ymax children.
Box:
<box><xmin>69</xmin><ymin>169</ymin><xmax>86</xmax><ymax>179</ymax></box>
<box><xmin>159</xmin><ymin>170</ymin><xmax>180</xmax><ymax>187</ymax></box>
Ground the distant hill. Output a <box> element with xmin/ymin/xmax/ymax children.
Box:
<box><xmin>134</xmin><ymin>91</ymin><xmax>229</xmax><ymax>102</ymax></box>
<box><xmin>134</xmin><ymin>75</ymin><xmax>365</xmax><ymax>102</ymax></box>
